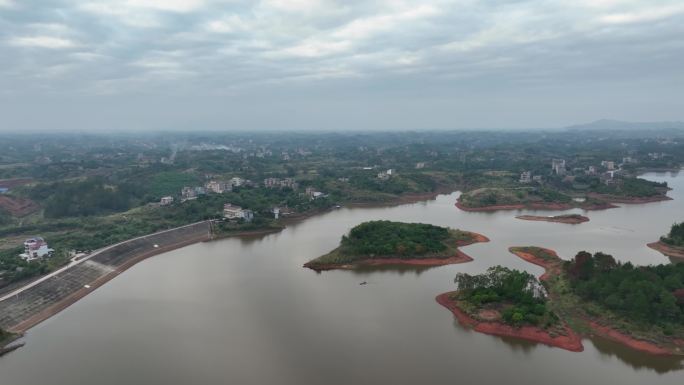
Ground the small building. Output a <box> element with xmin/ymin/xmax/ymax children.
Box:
<box><xmin>551</xmin><ymin>159</ymin><xmax>566</xmax><ymax>175</ymax></box>
<box><xmin>160</xmin><ymin>196</ymin><xmax>174</xmax><ymax>206</ymax></box>
<box><xmin>519</xmin><ymin>171</ymin><xmax>532</xmax><ymax>183</ymax></box>
<box><xmin>223</xmin><ymin>203</ymin><xmax>253</xmax><ymax>222</ymax></box>
<box><xmin>181</xmin><ymin>186</ymin><xmax>197</xmax><ymax>202</ymax></box>
<box><xmin>206</xmin><ymin>180</ymin><xmax>230</xmax><ymax>194</ymax></box>
<box><xmin>601</xmin><ymin>160</ymin><xmax>615</xmax><ymax>170</ymax></box>
<box><xmin>20</xmin><ymin>237</ymin><xmax>53</xmax><ymax>261</ymax></box>
<box><xmin>280</xmin><ymin>178</ymin><xmax>298</xmax><ymax>190</ymax></box>
<box><xmin>230</xmin><ymin>177</ymin><xmax>245</xmax><ymax>187</ymax></box>
<box><xmin>415</xmin><ymin>162</ymin><xmax>426</xmax><ymax>169</ymax></box>
<box><xmin>304</xmin><ymin>187</ymin><xmax>325</xmax><ymax>199</ymax></box>
<box><xmin>272</xmin><ymin>207</ymin><xmax>280</xmax><ymax>219</ymax></box>
<box><xmin>263</xmin><ymin>178</ymin><xmax>279</xmax><ymax>188</ymax></box>
<box><xmin>586</xmin><ymin>166</ymin><xmax>597</xmax><ymax>175</ymax></box>
<box><xmin>377</xmin><ymin>169</ymin><xmax>394</xmax><ymax>180</ymax></box>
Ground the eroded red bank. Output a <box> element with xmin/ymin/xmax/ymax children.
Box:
<box><xmin>455</xmin><ymin>201</ymin><xmax>616</xmax><ymax>212</ymax></box>
<box><xmin>507</xmin><ymin>247</ymin><xmax>679</xmax><ymax>356</ymax></box>
<box><xmin>435</xmin><ymin>292</ymin><xmax>584</xmax><ymax>352</ymax></box>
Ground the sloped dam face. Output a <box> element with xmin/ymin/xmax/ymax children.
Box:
<box><xmin>1</xmin><ymin>172</ymin><xmax>683</xmax><ymax>385</ymax></box>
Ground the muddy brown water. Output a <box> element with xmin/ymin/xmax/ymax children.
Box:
<box><xmin>1</xmin><ymin>172</ymin><xmax>683</xmax><ymax>384</ymax></box>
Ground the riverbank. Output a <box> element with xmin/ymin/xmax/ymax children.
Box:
<box><xmin>508</xmin><ymin>246</ymin><xmax>684</xmax><ymax>356</ymax></box>
<box><xmin>0</xmin><ymin>190</ymin><xmax>466</xmax><ymax>355</ymax></box>
<box><xmin>455</xmin><ymin>200</ymin><xmax>618</xmax><ymax>212</ymax></box>
<box><xmin>586</xmin><ymin>192</ymin><xmax>672</xmax><ymax>204</ymax></box>
<box><xmin>516</xmin><ymin>214</ymin><xmax>590</xmax><ymax>224</ymax></box>
<box><xmin>303</xmin><ymin>231</ymin><xmax>489</xmax><ymax>271</ymax></box>
<box><xmin>0</xmin><ymin>333</ymin><xmax>24</xmax><ymax>357</ymax></box>
<box><xmin>647</xmin><ymin>241</ymin><xmax>684</xmax><ymax>260</ymax></box>
<box><xmin>435</xmin><ymin>292</ymin><xmax>584</xmax><ymax>352</ymax></box>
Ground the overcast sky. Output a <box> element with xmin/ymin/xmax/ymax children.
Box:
<box><xmin>1</xmin><ymin>0</ymin><xmax>683</xmax><ymax>132</ymax></box>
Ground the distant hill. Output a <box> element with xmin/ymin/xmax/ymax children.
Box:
<box><xmin>565</xmin><ymin>119</ymin><xmax>684</xmax><ymax>131</ymax></box>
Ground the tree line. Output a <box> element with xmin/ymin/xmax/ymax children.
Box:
<box><xmin>565</xmin><ymin>251</ymin><xmax>684</xmax><ymax>330</ymax></box>
<box><xmin>455</xmin><ymin>266</ymin><xmax>557</xmax><ymax>327</ymax></box>
<box><xmin>340</xmin><ymin>220</ymin><xmax>449</xmax><ymax>257</ymax></box>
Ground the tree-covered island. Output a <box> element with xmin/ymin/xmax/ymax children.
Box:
<box><xmin>303</xmin><ymin>220</ymin><xmax>488</xmax><ymax>271</ymax></box>
<box><xmin>437</xmin><ymin>266</ymin><xmax>583</xmax><ymax>351</ymax></box>
<box><xmin>439</xmin><ymin>247</ymin><xmax>684</xmax><ymax>354</ymax></box>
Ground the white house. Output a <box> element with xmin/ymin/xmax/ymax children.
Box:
<box><xmin>601</xmin><ymin>160</ymin><xmax>615</xmax><ymax>170</ymax></box>
<box><xmin>519</xmin><ymin>171</ymin><xmax>532</xmax><ymax>183</ymax></box>
<box><xmin>181</xmin><ymin>186</ymin><xmax>197</xmax><ymax>202</ymax></box>
<box><xmin>160</xmin><ymin>196</ymin><xmax>174</xmax><ymax>205</ymax></box>
<box><xmin>223</xmin><ymin>203</ymin><xmax>254</xmax><ymax>222</ymax></box>
<box><xmin>230</xmin><ymin>177</ymin><xmax>245</xmax><ymax>187</ymax></box>
<box><xmin>551</xmin><ymin>159</ymin><xmax>566</xmax><ymax>175</ymax></box>
<box><xmin>20</xmin><ymin>237</ymin><xmax>54</xmax><ymax>261</ymax></box>
<box><xmin>206</xmin><ymin>180</ymin><xmax>230</xmax><ymax>194</ymax></box>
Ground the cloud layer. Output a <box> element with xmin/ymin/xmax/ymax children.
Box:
<box><xmin>1</xmin><ymin>0</ymin><xmax>683</xmax><ymax>130</ymax></box>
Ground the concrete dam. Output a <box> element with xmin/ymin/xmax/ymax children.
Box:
<box><xmin>0</xmin><ymin>221</ymin><xmax>211</xmax><ymax>333</ymax></box>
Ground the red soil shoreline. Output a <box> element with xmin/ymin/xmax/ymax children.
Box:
<box><xmin>304</xmin><ymin>232</ymin><xmax>489</xmax><ymax>271</ymax></box>
<box><xmin>509</xmin><ymin>247</ymin><xmax>681</xmax><ymax>356</ymax></box>
<box><xmin>647</xmin><ymin>241</ymin><xmax>684</xmax><ymax>260</ymax></box>
<box><xmin>509</xmin><ymin>247</ymin><xmax>561</xmax><ymax>281</ymax></box>
<box><xmin>455</xmin><ymin>200</ymin><xmax>618</xmax><ymax>212</ymax></box>
<box><xmin>586</xmin><ymin>193</ymin><xmax>672</xmax><ymax>204</ymax></box>
<box><xmin>516</xmin><ymin>215</ymin><xmax>590</xmax><ymax>224</ymax></box>
<box><xmin>435</xmin><ymin>292</ymin><xmax>584</xmax><ymax>352</ymax></box>
<box><xmin>586</xmin><ymin>320</ymin><xmax>672</xmax><ymax>355</ymax></box>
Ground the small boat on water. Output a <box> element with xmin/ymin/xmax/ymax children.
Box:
<box><xmin>359</xmin><ymin>281</ymin><xmax>367</xmax><ymax>285</ymax></box>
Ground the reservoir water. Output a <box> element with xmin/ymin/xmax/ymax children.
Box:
<box><xmin>1</xmin><ymin>172</ymin><xmax>683</xmax><ymax>384</ymax></box>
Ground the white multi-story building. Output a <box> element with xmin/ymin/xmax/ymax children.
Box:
<box><xmin>223</xmin><ymin>203</ymin><xmax>254</xmax><ymax>222</ymax></box>
<box><xmin>160</xmin><ymin>196</ymin><xmax>174</xmax><ymax>205</ymax></box>
<box><xmin>20</xmin><ymin>237</ymin><xmax>53</xmax><ymax>261</ymax></box>
<box><xmin>206</xmin><ymin>180</ymin><xmax>230</xmax><ymax>194</ymax></box>
<box><xmin>601</xmin><ymin>160</ymin><xmax>615</xmax><ymax>170</ymax></box>
<box><xmin>181</xmin><ymin>186</ymin><xmax>197</xmax><ymax>202</ymax></box>
<box><xmin>230</xmin><ymin>177</ymin><xmax>245</xmax><ymax>187</ymax></box>
<box><xmin>519</xmin><ymin>171</ymin><xmax>532</xmax><ymax>183</ymax></box>
<box><xmin>551</xmin><ymin>159</ymin><xmax>566</xmax><ymax>175</ymax></box>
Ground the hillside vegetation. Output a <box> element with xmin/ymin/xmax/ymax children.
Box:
<box><xmin>661</xmin><ymin>222</ymin><xmax>684</xmax><ymax>247</ymax></box>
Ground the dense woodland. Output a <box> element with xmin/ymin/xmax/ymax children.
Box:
<box><xmin>339</xmin><ymin>221</ymin><xmax>449</xmax><ymax>257</ymax></box>
<box><xmin>565</xmin><ymin>251</ymin><xmax>684</xmax><ymax>330</ymax></box>
<box><xmin>454</xmin><ymin>266</ymin><xmax>558</xmax><ymax>327</ymax></box>
<box><xmin>662</xmin><ymin>222</ymin><xmax>684</xmax><ymax>247</ymax></box>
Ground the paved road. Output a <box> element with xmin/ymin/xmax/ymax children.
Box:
<box><xmin>0</xmin><ymin>221</ymin><xmax>208</xmax><ymax>303</ymax></box>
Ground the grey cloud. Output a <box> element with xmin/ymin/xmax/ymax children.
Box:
<box><xmin>0</xmin><ymin>0</ymin><xmax>683</xmax><ymax>131</ymax></box>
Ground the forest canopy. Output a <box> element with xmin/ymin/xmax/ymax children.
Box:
<box><xmin>662</xmin><ymin>222</ymin><xmax>684</xmax><ymax>247</ymax></box>
<box><xmin>339</xmin><ymin>220</ymin><xmax>450</xmax><ymax>257</ymax></box>
<box><xmin>565</xmin><ymin>251</ymin><xmax>684</xmax><ymax>327</ymax></box>
<box><xmin>454</xmin><ymin>266</ymin><xmax>556</xmax><ymax>327</ymax></box>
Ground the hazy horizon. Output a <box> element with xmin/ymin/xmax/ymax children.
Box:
<box><xmin>1</xmin><ymin>1</ymin><xmax>683</xmax><ymax>132</ymax></box>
